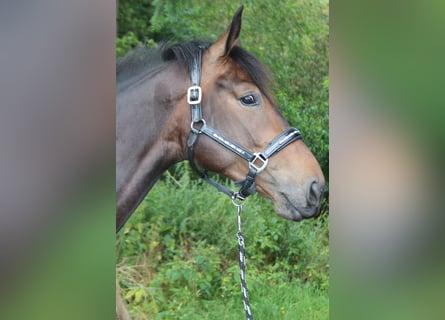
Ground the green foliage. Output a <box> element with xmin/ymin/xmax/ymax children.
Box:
<box><xmin>149</xmin><ymin>0</ymin><xmax>235</xmax><ymax>42</ymax></box>
<box><xmin>117</xmin><ymin>0</ymin><xmax>155</xmax><ymax>57</ymax></box>
<box><xmin>116</xmin><ymin>31</ymin><xmax>140</xmax><ymax>58</ymax></box>
<box><xmin>117</xmin><ymin>0</ymin><xmax>153</xmax><ymax>39</ymax></box>
<box><xmin>117</xmin><ymin>175</ymin><xmax>329</xmax><ymax>318</ymax></box>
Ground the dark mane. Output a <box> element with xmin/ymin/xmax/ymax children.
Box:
<box><xmin>116</xmin><ymin>45</ymin><xmax>164</xmax><ymax>87</ymax></box>
<box><xmin>117</xmin><ymin>40</ymin><xmax>273</xmax><ymax>100</ymax></box>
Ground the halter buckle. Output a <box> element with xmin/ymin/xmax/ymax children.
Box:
<box><xmin>249</xmin><ymin>153</ymin><xmax>268</xmax><ymax>173</ymax></box>
<box><xmin>187</xmin><ymin>86</ymin><xmax>202</xmax><ymax>104</ymax></box>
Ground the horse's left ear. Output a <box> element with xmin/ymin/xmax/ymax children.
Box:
<box><xmin>209</xmin><ymin>6</ymin><xmax>243</xmax><ymax>59</ymax></box>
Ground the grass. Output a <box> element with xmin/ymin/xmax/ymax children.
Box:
<box><xmin>117</xmin><ymin>166</ymin><xmax>329</xmax><ymax>319</ymax></box>
<box><xmin>117</xmin><ymin>264</ymin><xmax>328</xmax><ymax>320</ymax></box>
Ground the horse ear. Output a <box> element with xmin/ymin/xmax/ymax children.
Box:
<box><xmin>209</xmin><ymin>6</ymin><xmax>243</xmax><ymax>59</ymax></box>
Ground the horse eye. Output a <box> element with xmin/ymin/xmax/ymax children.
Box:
<box><xmin>240</xmin><ymin>94</ymin><xmax>259</xmax><ymax>107</ymax></box>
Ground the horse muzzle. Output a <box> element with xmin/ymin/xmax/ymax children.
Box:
<box><xmin>272</xmin><ymin>177</ymin><xmax>325</xmax><ymax>221</ymax></box>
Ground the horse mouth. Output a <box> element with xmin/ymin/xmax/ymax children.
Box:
<box><xmin>275</xmin><ymin>192</ymin><xmax>321</xmax><ymax>222</ymax></box>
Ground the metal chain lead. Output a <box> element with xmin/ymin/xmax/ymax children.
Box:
<box><xmin>232</xmin><ymin>196</ymin><xmax>254</xmax><ymax>320</ymax></box>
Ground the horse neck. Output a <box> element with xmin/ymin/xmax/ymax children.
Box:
<box><xmin>116</xmin><ymin>64</ymin><xmax>189</xmax><ymax>230</ymax></box>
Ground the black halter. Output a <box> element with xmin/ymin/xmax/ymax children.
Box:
<box><xmin>186</xmin><ymin>48</ymin><xmax>302</xmax><ymax>201</ymax></box>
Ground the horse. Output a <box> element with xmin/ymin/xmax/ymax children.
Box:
<box><xmin>116</xmin><ymin>6</ymin><xmax>325</xmax><ymax>232</ymax></box>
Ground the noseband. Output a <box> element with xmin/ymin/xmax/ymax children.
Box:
<box><xmin>187</xmin><ymin>48</ymin><xmax>302</xmax><ymax>201</ymax></box>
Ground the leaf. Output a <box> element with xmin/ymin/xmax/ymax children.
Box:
<box><xmin>134</xmin><ymin>289</ymin><xmax>144</xmax><ymax>303</ymax></box>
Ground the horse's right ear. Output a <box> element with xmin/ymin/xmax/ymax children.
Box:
<box><xmin>209</xmin><ymin>6</ymin><xmax>243</xmax><ymax>60</ymax></box>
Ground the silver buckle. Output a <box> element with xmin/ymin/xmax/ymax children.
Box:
<box><xmin>187</xmin><ymin>86</ymin><xmax>202</xmax><ymax>104</ymax></box>
<box><xmin>249</xmin><ymin>153</ymin><xmax>268</xmax><ymax>173</ymax></box>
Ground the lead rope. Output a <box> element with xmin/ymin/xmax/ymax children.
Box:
<box><xmin>232</xmin><ymin>195</ymin><xmax>254</xmax><ymax>320</ymax></box>
<box><xmin>186</xmin><ymin>48</ymin><xmax>302</xmax><ymax>320</ymax></box>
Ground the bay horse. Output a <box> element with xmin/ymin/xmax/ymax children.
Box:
<box><xmin>116</xmin><ymin>6</ymin><xmax>325</xmax><ymax>232</ymax></box>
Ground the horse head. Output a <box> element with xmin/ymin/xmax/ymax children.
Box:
<box><xmin>180</xmin><ymin>7</ymin><xmax>325</xmax><ymax>221</ymax></box>
<box><xmin>116</xmin><ymin>6</ymin><xmax>325</xmax><ymax>231</ymax></box>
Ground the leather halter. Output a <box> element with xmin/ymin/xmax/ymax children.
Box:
<box><xmin>187</xmin><ymin>48</ymin><xmax>302</xmax><ymax>201</ymax></box>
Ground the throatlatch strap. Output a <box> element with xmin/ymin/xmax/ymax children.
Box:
<box><xmin>187</xmin><ymin>131</ymin><xmax>236</xmax><ymax>198</ymax></box>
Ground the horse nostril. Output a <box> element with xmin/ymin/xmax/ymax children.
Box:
<box><xmin>306</xmin><ymin>179</ymin><xmax>323</xmax><ymax>207</ymax></box>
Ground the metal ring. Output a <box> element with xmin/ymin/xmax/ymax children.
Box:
<box><xmin>231</xmin><ymin>193</ymin><xmax>244</xmax><ymax>208</ymax></box>
<box><xmin>190</xmin><ymin>119</ymin><xmax>206</xmax><ymax>134</ymax></box>
<box><xmin>249</xmin><ymin>153</ymin><xmax>268</xmax><ymax>173</ymax></box>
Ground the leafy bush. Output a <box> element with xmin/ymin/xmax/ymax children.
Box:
<box><xmin>117</xmin><ymin>174</ymin><xmax>329</xmax><ymax>318</ymax></box>
<box><xmin>117</xmin><ymin>0</ymin><xmax>153</xmax><ymax>40</ymax></box>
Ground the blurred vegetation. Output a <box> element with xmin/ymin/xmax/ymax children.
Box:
<box><xmin>117</xmin><ymin>0</ymin><xmax>329</xmax><ymax>318</ymax></box>
<box><xmin>117</xmin><ymin>177</ymin><xmax>329</xmax><ymax>319</ymax></box>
